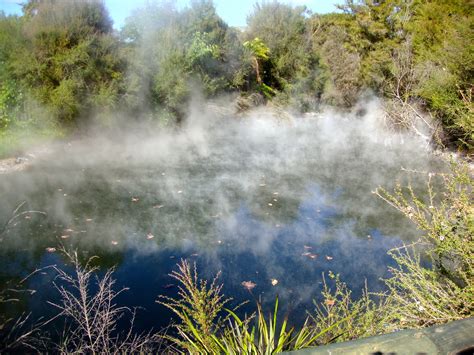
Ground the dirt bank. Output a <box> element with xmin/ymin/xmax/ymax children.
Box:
<box><xmin>0</xmin><ymin>145</ymin><xmax>53</xmax><ymax>174</ymax></box>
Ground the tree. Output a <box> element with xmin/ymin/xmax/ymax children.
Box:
<box><xmin>16</xmin><ymin>0</ymin><xmax>124</xmax><ymax>125</ymax></box>
<box><xmin>122</xmin><ymin>0</ymin><xmax>242</xmax><ymax>123</ymax></box>
<box><xmin>0</xmin><ymin>13</ymin><xmax>26</xmax><ymax>130</ymax></box>
<box><xmin>246</xmin><ymin>1</ymin><xmax>315</xmax><ymax>90</ymax></box>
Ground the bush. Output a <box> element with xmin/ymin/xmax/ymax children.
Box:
<box><xmin>376</xmin><ymin>160</ymin><xmax>474</xmax><ymax>328</ymax></box>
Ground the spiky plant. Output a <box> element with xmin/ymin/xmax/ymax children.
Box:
<box><xmin>158</xmin><ymin>260</ymin><xmax>353</xmax><ymax>353</ymax></box>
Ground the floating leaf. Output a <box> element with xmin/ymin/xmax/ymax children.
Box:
<box><xmin>326</xmin><ymin>255</ymin><xmax>333</xmax><ymax>261</ymax></box>
<box><xmin>45</xmin><ymin>247</ymin><xmax>56</xmax><ymax>253</ymax></box>
<box><xmin>271</xmin><ymin>279</ymin><xmax>278</xmax><ymax>286</ymax></box>
<box><xmin>241</xmin><ymin>281</ymin><xmax>256</xmax><ymax>290</ymax></box>
<box><xmin>325</xmin><ymin>299</ymin><xmax>336</xmax><ymax>306</ymax></box>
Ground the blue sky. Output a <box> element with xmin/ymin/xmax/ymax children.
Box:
<box><xmin>0</xmin><ymin>0</ymin><xmax>342</xmax><ymax>28</ymax></box>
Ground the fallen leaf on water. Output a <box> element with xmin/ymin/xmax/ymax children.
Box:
<box><xmin>45</xmin><ymin>247</ymin><xmax>56</xmax><ymax>253</ymax></box>
<box><xmin>64</xmin><ymin>228</ymin><xmax>74</xmax><ymax>232</ymax></box>
<box><xmin>304</xmin><ymin>245</ymin><xmax>312</xmax><ymax>250</ymax></box>
<box><xmin>273</xmin><ymin>199</ymin><xmax>278</xmax><ymax>202</ymax></box>
<box><xmin>216</xmin><ymin>240</ymin><xmax>222</xmax><ymax>244</ymax></box>
<box><xmin>326</xmin><ymin>256</ymin><xmax>333</xmax><ymax>261</ymax></box>
<box><xmin>268</xmin><ymin>203</ymin><xmax>273</xmax><ymax>206</ymax></box>
<box><xmin>325</xmin><ymin>299</ymin><xmax>336</xmax><ymax>307</ymax></box>
<box><xmin>131</xmin><ymin>197</ymin><xmax>139</xmax><ymax>202</ymax></box>
<box><xmin>301</xmin><ymin>252</ymin><xmax>311</xmax><ymax>256</ymax></box>
<box><xmin>60</xmin><ymin>235</ymin><xmax>70</xmax><ymax>239</ymax></box>
<box><xmin>177</xmin><ymin>190</ymin><xmax>183</xmax><ymax>194</ymax></box>
<box><xmin>273</xmin><ymin>192</ymin><xmax>279</xmax><ymax>195</ymax></box>
<box><xmin>85</xmin><ymin>218</ymin><xmax>93</xmax><ymax>222</ymax></box>
<box><xmin>153</xmin><ymin>204</ymin><xmax>164</xmax><ymax>209</ymax></box>
<box><xmin>259</xmin><ymin>183</ymin><xmax>266</xmax><ymax>187</ymax></box>
<box><xmin>111</xmin><ymin>240</ymin><xmax>119</xmax><ymax>245</ymax></box>
<box><xmin>308</xmin><ymin>254</ymin><xmax>318</xmax><ymax>259</ymax></box>
<box><xmin>190</xmin><ymin>253</ymin><xmax>199</xmax><ymax>257</ymax></box>
<box><xmin>146</xmin><ymin>233</ymin><xmax>154</xmax><ymax>240</ymax></box>
<box><xmin>241</xmin><ymin>281</ymin><xmax>256</xmax><ymax>291</ymax></box>
<box><xmin>24</xmin><ymin>215</ymin><xmax>31</xmax><ymax>220</ymax></box>
<box><xmin>271</xmin><ymin>279</ymin><xmax>278</xmax><ymax>286</ymax></box>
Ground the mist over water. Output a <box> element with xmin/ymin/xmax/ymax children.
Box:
<box><xmin>0</xmin><ymin>100</ymin><xmax>444</xmax><ymax>332</ymax></box>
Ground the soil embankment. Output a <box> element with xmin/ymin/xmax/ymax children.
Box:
<box><xmin>0</xmin><ymin>146</ymin><xmax>53</xmax><ymax>174</ymax></box>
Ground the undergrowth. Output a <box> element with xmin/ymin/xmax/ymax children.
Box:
<box><xmin>375</xmin><ymin>160</ymin><xmax>473</xmax><ymax>329</ymax></box>
<box><xmin>157</xmin><ymin>259</ymin><xmax>351</xmax><ymax>353</ymax></box>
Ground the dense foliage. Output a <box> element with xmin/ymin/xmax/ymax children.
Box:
<box><xmin>0</xmin><ymin>0</ymin><xmax>472</xmax><ymax>154</ymax></box>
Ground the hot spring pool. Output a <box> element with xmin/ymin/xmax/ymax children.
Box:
<box><xmin>0</xmin><ymin>110</ymin><xmax>443</xmax><ymax>334</ymax></box>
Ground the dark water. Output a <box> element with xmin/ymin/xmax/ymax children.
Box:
<box><xmin>0</xmin><ymin>112</ymin><xmax>442</xmax><ymax>336</ymax></box>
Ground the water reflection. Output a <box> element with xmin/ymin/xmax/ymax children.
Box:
<box><xmin>0</xmin><ymin>112</ymin><xmax>443</xmax><ymax>334</ymax></box>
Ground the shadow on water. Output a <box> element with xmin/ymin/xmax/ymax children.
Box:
<box><xmin>0</xmin><ymin>110</ymin><xmax>445</xmax><ymax>336</ymax></box>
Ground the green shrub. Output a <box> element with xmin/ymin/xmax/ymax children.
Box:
<box><xmin>376</xmin><ymin>161</ymin><xmax>474</xmax><ymax>328</ymax></box>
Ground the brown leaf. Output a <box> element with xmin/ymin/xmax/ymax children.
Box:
<box><xmin>241</xmin><ymin>281</ymin><xmax>256</xmax><ymax>291</ymax></box>
<box><xmin>325</xmin><ymin>299</ymin><xmax>336</xmax><ymax>307</ymax></box>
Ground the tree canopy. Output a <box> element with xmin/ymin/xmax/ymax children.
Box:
<box><xmin>0</xmin><ymin>0</ymin><xmax>472</xmax><ymax>151</ymax></box>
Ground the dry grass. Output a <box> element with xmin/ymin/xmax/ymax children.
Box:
<box><xmin>47</xmin><ymin>248</ymin><xmax>158</xmax><ymax>353</ymax></box>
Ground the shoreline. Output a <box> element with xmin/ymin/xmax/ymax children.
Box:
<box><xmin>0</xmin><ymin>144</ymin><xmax>53</xmax><ymax>174</ymax></box>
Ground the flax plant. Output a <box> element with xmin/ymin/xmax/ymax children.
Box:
<box><xmin>158</xmin><ymin>260</ymin><xmax>352</xmax><ymax>353</ymax></box>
